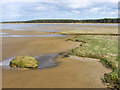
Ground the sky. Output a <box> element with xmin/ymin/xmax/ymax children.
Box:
<box><xmin>1</xmin><ymin>0</ymin><xmax>119</xmax><ymax>21</ymax></box>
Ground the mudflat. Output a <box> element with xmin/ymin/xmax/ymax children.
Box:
<box><xmin>1</xmin><ymin>24</ymin><xmax>114</xmax><ymax>88</ymax></box>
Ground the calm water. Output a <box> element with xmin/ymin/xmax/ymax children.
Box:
<box><xmin>2</xmin><ymin>24</ymin><xmax>39</xmax><ymax>29</ymax></box>
<box><xmin>12</xmin><ymin>29</ymin><xmax>59</xmax><ymax>32</ymax></box>
<box><xmin>0</xmin><ymin>35</ymin><xmax>67</xmax><ymax>37</ymax></box>
<box><xmin>0</xmin><ymin>33</ymin><xmax>7</xmax><ymax>34</ymax></box>
<box><xmin>1</xmin><ymin>23</ymin><xmax>118</xmax><ymax>37</ymax></box>
<box><xmin>1</xmin><ymin>23</ymin><xmax>118</xmax><ymax>29</ymax></box>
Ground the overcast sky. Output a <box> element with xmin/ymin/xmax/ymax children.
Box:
<box><xmin>1</xmin><ymin>0</ymin><xmax>119</xmax><ymax>21</ymax></box>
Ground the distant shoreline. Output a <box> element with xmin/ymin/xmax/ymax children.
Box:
<box><xmin>1</xmin><ymin>23</ymin><xmax>119</xmax><ymax>24</ymax></box>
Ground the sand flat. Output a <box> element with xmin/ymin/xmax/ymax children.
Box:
<box><xmin>2</xmin><ymin>56</ymin><xmax>110</xmax><ymax>88</ymax></box>
<box><xmin>1</xmin><ymin>24</ymin><xmax>114</xmax><ymax>88</ymax></box>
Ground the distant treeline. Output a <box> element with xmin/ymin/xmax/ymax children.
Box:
<box><xmin>2</xmin><ymin>18</ymin><xmax>120</xmax><ymax>23</ymax></box>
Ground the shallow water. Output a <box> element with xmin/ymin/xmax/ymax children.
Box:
<box><xmin>0</xmin><ymin>54</ymin><xmax>58</xmax><ymax>69</ymax></box>
<box><xmin>36</xmin><ymin>54</ymin><xmax>58</xmax><ymax>69</ymax></box>
<box><xmin>12</xmin><ymin>29</ymin><xmax>59</xmax><ymax>32</ymax></box>
<box><xmin>0</xmin><ymin>58</ymin><xmax>13</xmax><ymax>67</ymax></box>
<box><xmin>0</xmin><ymin>33</ymin><xmax>7</xmax><ymax>34</ymax></box>
<box><xmin>1</xmin><ymin>24</ymin><xmax>70</xmax><ymax>29</ymax></box>
<box><xmin>1</xmin><ymin>23</ymin><xmax>118</xmax><ymax>30</ymax></box>
<box><xmin>1</xmin><ymin>24</ymin><xmax>39</xmax><ymax>29</ymax></box>
<box><xmin>1</xmin><ymin>34</ymin><xmax>67</xmax><ymax>37</ymax></box>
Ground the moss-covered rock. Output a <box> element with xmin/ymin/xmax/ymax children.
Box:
<box><xmin>10</xmin><ymin>55</ymin><xmax>38</xmax><ymax>69</ymax></box>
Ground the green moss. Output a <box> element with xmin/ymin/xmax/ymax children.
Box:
<box><xmin>10</xmin><ymin>55</ymin><xmax>38</xmax><ymax>69</ymax></box>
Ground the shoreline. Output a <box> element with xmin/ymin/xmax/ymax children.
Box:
<box><xmin>1</xmin><ymin>23</ymin><xmax>119</xmax><ymax>24</ymax></box>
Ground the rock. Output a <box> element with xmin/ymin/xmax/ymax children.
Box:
<box><xmin>10</xmin><ymin>55</ymin><xmax>38</xmax><ymax>69</ymax></box>
<box><xmin>63</xmin><ymin>54</ymin><xmax>69</xmax><ymax>57</ymax></box>
<box><xmin>58</xmin><ymin>52</ymin><xmax>69</xmax><ymax>58</ymax></box>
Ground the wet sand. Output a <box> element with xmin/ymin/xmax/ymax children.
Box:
<box><xmin>1</xmin><ymin>24</ymin><xmax>113</xmax><ymax>88</ymax></box>
<box><xmin>2</xmin><ymin>36</ymin><xmax>79</xmax><ymax>60</ymax></box>
<box><xmin>2</xmin><ymin>57</ymin><xmax>110</xmax><ymax>88</ymax></box>
<box><xmin>2</xmin><ymin>29</ymin><xmax>53</xmax><ymax>35</ymax></box>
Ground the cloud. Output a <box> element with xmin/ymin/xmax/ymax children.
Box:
<box><xmin>87</xmin><ymin>8</ymin><xmax>99</xmax><ymax>13</ymax></box>
<box><xmin>72</xmin><ymin>10</ymin><xmax>80</xmax><ymax>14</ymax></box>
<box><xmin>2</xmin><ymin>0</ymin><xmax>119</xmax><ymax>3</ymax></box>
<box><xmin>65</xmin><ymin>2</ymin><xmax>92</xmax><ymax>9</ymax></box>
<box><xmin>36</xmin><ymin>6</ymin><xmax>47</xmax><ymax>10</ymax></box>
<box><xmin>1</xmin><ymin>1</ymin><xmax>119</xmax><ymax>21</ymax></box>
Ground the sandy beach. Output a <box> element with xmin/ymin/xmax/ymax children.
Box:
<box><xmin>1</xmin><ymin>23</ymin><xmax>115</xmax><ymax>88</ymax></box>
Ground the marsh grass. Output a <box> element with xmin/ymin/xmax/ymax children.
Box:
<box><xmin>10</xmin><ymin>55</ymin><xmax>38</xmax><ymax>69</ymax></box>
<box><xmin>59</xmin><ymin>29</ymin><xmax>118</xmax><ymax>36</ymax></box>
<box><xmin>67</xmin><ymin>35</ymin><xmax>119</xmax><ymax>89</ymax></box>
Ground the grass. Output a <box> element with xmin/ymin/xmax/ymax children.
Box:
<box><xmin>58</xmin><ymin>29</ymin><xmax>118</xmax><ymax>36</ymax></box>
<box><xmin>10</xmin><ymin>55</ymin><xmax>38</xmax><ymax>69</ymax></box>
<box><xmin>66</xmin><ymin>35</ymin><xmax>119</xmax><ymax>89</ymax></box>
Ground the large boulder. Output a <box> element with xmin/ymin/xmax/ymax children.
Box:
<box><xmin>10</xmin><ymin>55</ymin><xmax>38</xmax><ymax>69</ymax></box>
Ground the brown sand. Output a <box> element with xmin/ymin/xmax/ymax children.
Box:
<box><xmin>2</xmin><ymin>36</ymin><xmax>79</xmax><ymax>60</ymax></box>
<box><xmin>2</xmin><ymin>29</ymin><xmax>53</xmax><ymax>35</ymax></box>
<box><xmin>2</xmin><ymin>57</ymin><xmax>110</xmax><ymax>88</ymax></box>
<box><xmin>2</xmin><ymin>36</ymin><xmax>110</xmax><ymax>88</ymax></box>
<box><xmin>2</xmin><ymin>24</ymin><xmax>112</xmax><ymax>88</ymax></box>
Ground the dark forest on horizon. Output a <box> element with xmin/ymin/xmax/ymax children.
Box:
<box><xmin>2</xmin><ymin>18</ymin><xmax>120</xmax><ymax>23</ymax></box>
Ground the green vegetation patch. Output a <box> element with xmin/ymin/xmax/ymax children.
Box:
<box><xmin>10</xmin><ymin>55</ymin><xmax>38</xmax><ymax>69</ymax></box>
<box><xmin>67</xmin><ymin>35</ymin><xmax>119</xmax><ymax>89</ymax></box>
<box><xmin>59</xmin><ymin>29</ymin><xmax>118</xmax><ymax>35</ymax></box>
